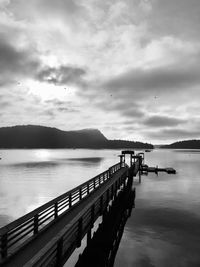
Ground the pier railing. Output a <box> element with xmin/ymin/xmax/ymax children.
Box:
<box><xmin>0</xmin><ymin>162</ymin><xmax>125</xmax><ymax>260</ymax></box>
<box><xmin>23</xmin><ymin>164</ymin><xmax>129</xmax><ymax>267</ymax></box>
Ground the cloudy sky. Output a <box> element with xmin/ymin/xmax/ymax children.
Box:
<box><xmin>0</xmin><ymin>0</ymin><xmax>200</xmax><ymax>144</ymax></box>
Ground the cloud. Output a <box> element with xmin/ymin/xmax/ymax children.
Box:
<box><xmin>143</xmin><ymin>115</ymin><xmax>186</xmax><ymax>128</ymax></box>
<box><xmin>36</xmin><ymin>66</ymin><xmax>87</xmax><ymax>86</ymax></box>
<box><xmin>0</xmin><ymin>38</ymin><xmax>40</xmax><ymax>85</ymax></box>
<box><xmin>104</xmin><ymin>63</ymin><xmax>200</xmax><ymax>94</ymax></box>
<box><xmin>147</xmin><ymin>0</ymin><xmax>200</xmax><ymax>40</ymax></box>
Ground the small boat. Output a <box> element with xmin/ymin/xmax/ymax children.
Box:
<box><xmin>145</xmin><ymin>149</ymin><xmax>151</xmax><ymax>152</ymax></box>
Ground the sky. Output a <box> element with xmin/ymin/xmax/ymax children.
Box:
<box><xmin>0</xmin><ymin>0</ymin><xmax>200</xmax><ymax>144</ymax></box>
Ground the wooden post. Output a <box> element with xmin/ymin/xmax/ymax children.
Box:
<box><xmin>106</xmin><ymin>189</ymin><xmax>110</xmax><ymax>205</ymax></box>
<box><xmin>34</xmin><ymin>214</ymin><xmax>39</xmax><ymax>235</ymax></box>
<box><xmin>77</xmin><ymin>218</ymin><xmax>83</xmax><ymax>248</ymax></box>
<box><xmin>100</xmin><ymin>195</ymin><xmax>103</xmax><ymax>214</ymax></box>
<box><xmin>87</xmin><ymin>229</ymin><xmax>92</xmax><ymax>245</ymax></box>
<box><xmin>55</xmin><ymin>202</ymin><xmax>58</xmax><ymax>219</ymax></box>
<box><xmin>79</xmin><ymin>187</ymin><xmax>82</xmax><ymax>200</ymax></box>
<box><xmin>139</xmin><ymin>170</ymin><xmax>141</xmax><ymax>183</ymax></box>
<box><xmin>91</xmin><ymin>205</ymin><xmax>95</xmax><ymax>228</ymax></box>
<box><xmin>56</xmin><ymin>237</ymin><xmax>63</xmax><ymax>267</ymax></box>
<box><xmin>1</xmin><ymin>233</ymin><xmax>8</xmax><ymax>259</ymax></box>
<box><xmin>93</xmin><ymin>179</ymin><xmax>96</xmax><ymax>189</ymax></box>
<box><xmin>87</xmin><ymin>183</ymin><xmax>90</xmax><ymax>195</ymax></box>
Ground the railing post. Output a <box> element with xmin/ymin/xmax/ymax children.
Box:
<box><xmin>93</xmin><ymin>179</ymin><xmax>96</xmax><ymax>189</ymax></box>
<box><xmin>109</xmin><ymin>168</ymin><xmax>112</xmax><ymax>178</ymax></box>
<box><xmin>56</xmin><ymin>237</ymin><xmax>63</xmax><ymax>267</ymax></box>
<box><xmin>99</xmin><ymin>176</ymin><xmax>101</xmax><ymax>186</ymax></box>
<box><xmin>87</xmin><ymin>183</ymin><xmax>90</xmax><ymax>195</ymax></box>
<box><xmin>77</xmin><ymin>218</ymin><xmax>83</xmax><ymax>248</ymax></box>
<box><xmin>79</xmin><ymin>187</ymin><xmax>82</xmax><ymax>200</ymax></box>
<box><xmin>1</xmin><ymin>233</ymin><xmax>8</xmax><ymax>259</ymax></box>
<box><xmin>69</xmin><ymin>193</ymin><xmax>72</xmax><ymax>208</ymax></box>
<box><xmin>55</xmin><ymin>202</ymin><xmax>58</xmax><ymax>219</ymax></box>
<box><xmin>34</xmin><ymin>214</ymin><xmax>39</xmax><ymax>235</ymax></box>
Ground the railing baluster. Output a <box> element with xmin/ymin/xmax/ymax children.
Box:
<box><xmin>79</xmin><ymin>188</ymin><xmax>82</xmax><ymax>200</ymax></box>
<box><xmin>93</xmin><ymin>179</ymin><xmax>96</xmax><ymax>189</ymax></box>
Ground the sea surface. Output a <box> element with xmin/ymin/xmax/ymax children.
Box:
<box><xmin>0</xmin><ymin>148</ymin><xmax>200</xmax><ymax>266</ymax></box>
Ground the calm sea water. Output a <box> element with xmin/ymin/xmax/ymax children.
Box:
<box><xmin>0</xmin><ymin>149</ymin><xmax>200</xmax><ymax>266</ymax></box>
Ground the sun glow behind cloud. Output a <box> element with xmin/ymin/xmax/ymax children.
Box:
<box><xmin>26</xmin><ymin>80</ymin><xmax>77</xmax><ymax>101</ymax></box>
<box><xmin>0</xmin><ymin>0</ymin><xmax>200</xmax><ymax>143</ymax></box>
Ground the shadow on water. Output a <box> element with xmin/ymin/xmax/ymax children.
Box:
<box><xmin>65</xmin><ymin>157</ymin><xmax>104</xmax><ymax>163</ymax></box>
<box><xmin>116</xmin><ymin>206</ymin><xmax>200</xmax><ymax>267</ymax></box>
<box><xmin>9</xmin><ymin>161</ymin><xmax>60</xmax><ymax>168</ymax></box>
<box><xmin>75</xmin><ymin>185</ymin><xmax>136</xmax><ymax>267</ymax></box>
<box><xmin>8</xmin><ymin>157</ymin><xmax>104</xmax><ymax>169</ymax></box>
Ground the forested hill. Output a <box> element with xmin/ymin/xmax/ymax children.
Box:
<box><xmin>161</xmin><ymin>139</ymin><xmax>200</xmax><ymax>149</ymax></box>
<box><xmin>0</xmin><ymin>125</ymin><xmax>153</xmax><ymax>149</ymax></box>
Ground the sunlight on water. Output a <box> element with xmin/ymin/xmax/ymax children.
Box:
<box><xmin>0</xmin><ymin>149</ymin><xmax>118</xmax><ymax>224</ymax></box>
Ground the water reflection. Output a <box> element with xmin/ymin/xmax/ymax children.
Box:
<box><xmin>116</xmin><ymin>207</ymin><xmax>200</xmax><ymax>267</ymax></box>
<box><xmin>115</xmin><ymin>149</ymin><xmax>200</xmax><ymax>267</ymax></box>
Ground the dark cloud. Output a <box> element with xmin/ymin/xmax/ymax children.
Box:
<box><xmin>36</xmin><ymin>66</ymin><xmax>86</xmax><ymax>86</ymax></box>
<box><xmin>143</xmin><ymin>115</ymin><xmax>186</xmax><ymax>128</ymax></box>
<box><xmin>0</xmin><ymin>38</ymin><xmax>40</xmax><ymax>85</ymax></box>
<box><xmin>104</xmin><ymin>63</ymin><xmax>200</xmax><ymax>94</ymax></box>
<box><xmin>0</xmin><ymin>37</ymin><xmax>86</xmax><ymax>88</ymax></box>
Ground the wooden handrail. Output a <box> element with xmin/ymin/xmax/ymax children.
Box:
<box><xmin>0</xmin><ymin>162</ymin><xmax>126</xmax><ymax>260</ymax></box>
<box><xmin>23</xmin><ymin>166</ymin><xmax>130</xmax><ymax>267</ymax></box>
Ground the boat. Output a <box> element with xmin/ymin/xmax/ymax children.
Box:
<box><xmin>145</xmin><ymin>149</ymin><xmax>151</xmax><ymax>152</ymax></box>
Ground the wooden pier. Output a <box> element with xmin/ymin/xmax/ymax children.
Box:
<box><xmin>0</xmin><ymin>151</ymin><xmax>176</xmax><ymax>267</ymax></box>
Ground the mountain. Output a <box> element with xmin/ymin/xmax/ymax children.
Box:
<box><xmin>160</xmin><ymin>139</ymin><xmax>200</xmax><ymax>149</ymax></box>
<box><xmin>0</xmin><ymin>125</ymin><xmax>153</xmax><ymax>149</ymax></box>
